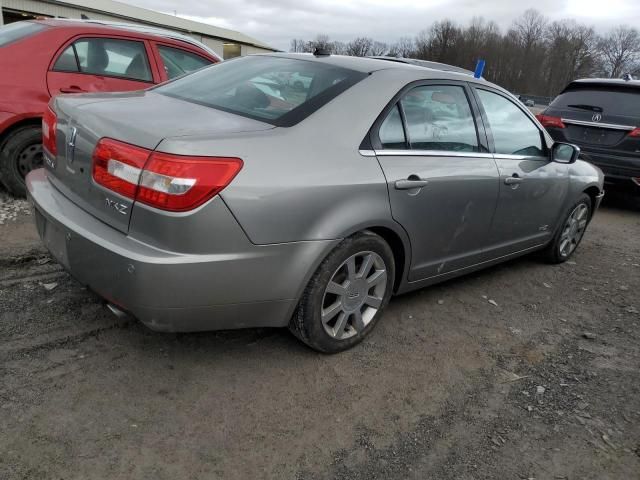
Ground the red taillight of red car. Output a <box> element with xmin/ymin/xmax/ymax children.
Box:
<box><xmin>628</xmin><ymin>128</ymin><xmax>640</xmax><ymax>138</ymax></box>
<box><xmin>92</xmin><ymin>138</ymin><xmax>243</xmax><ymax>212</ymax></box>
<box><xmin>42</xmin><ymin>107</ymin><xmax>58</xmax><ymax>156</ymax></box>
<box><xmin>536</xmin><ymin>114</ymin><xmax>566</xmax><ymax>129</ymax></box>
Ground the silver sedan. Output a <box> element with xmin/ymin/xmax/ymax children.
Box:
<box><xmin>27</xmin><ymin>53</ymin><xmax>604</xmax><ymax>352</ymax></box>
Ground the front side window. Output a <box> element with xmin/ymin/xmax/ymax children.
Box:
<box><xmin>59</xmin><ymin>38</ymin><xmax>153</xmax><ymax>82</ymax></box>
<box><xmin>155</xmin><ymin>56</ymin><xmax>367</xmax><ymax>126</ymax></box>
<box><xmin>400</xmin><ymin>85</ymin><xmax>479</xmax><ymax>152</ymax></box>
<box><xmin>158</xmin><ymin>45</ymin><xmax>212</xmax><ymax>80</ymax></box>
<box><xmin>477</xmin><ymin>89</ymin><xmax>544</xmax><ymax>156</ymax></box>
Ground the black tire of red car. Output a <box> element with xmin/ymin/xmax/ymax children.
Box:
<box><xmin>289</xmin><ymin>231</ymin><xmax>395</xmax><ymax>353</ymax></box>
<box><xmin>0</xmin><ymin>126</ymin><xmax>43</xmax><ymax>197</ymax></box>
<box><xmin>541</xmin><ymin>193</ymin><xmax>592</xmax><ymax>264</ymax></box>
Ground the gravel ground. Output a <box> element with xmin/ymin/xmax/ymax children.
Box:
<box><xmin>0</xmin><ymin>194</ymin><xmax>639</xmax><ymax>479</ymax></box>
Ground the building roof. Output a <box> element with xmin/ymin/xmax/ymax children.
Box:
<box><xmin>48</xmin><ymin>0</ymin><xmax>276</xmax><ymax>50</ymax></box>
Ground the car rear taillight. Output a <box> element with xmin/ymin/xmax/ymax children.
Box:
<box><xmin>42</xmin><ymin>107</ymin><xmax>57</xmax><ymax>155</ymax></box>
<box><xmin>92</xmin><ymin>138</ymin><xmax>243</xmax><ymax>212</ymax></box>
<box><xmin>536</xmin><ymin>114</ymin><xmax>565</xmax><ymax>129</ymax></box>
<box><xmin>137</xmin><ymin>152</ymin><xmax>243</xmax><ymax>212</ymax></box>
<box><xmin>92</xmin><ymin>138</ymin><xmax>151</xmax><ymax>199</ymax></box>
<box><xmin>628</xmin><ymin>128</ymin><xmax>640</xmax><ymax>138</ymax></box>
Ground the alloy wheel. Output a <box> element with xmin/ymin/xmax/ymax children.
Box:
<box><xmin>321</xmin><ymin>251</ymin><xmax>387</xmax><ymax>340</ymax></box>
<box><xmin>559</xmin><ymin>203</ymin><xmax>589</xmax><ymax>258</ymax></box>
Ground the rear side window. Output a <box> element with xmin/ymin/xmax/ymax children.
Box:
<box><xmin>551</xmin><ymin>86</ymin><xmax>640</xmax><ymax>119</ymax></box>
<box><xmin>401</xmin><ymin>85</ymin><xmax>479</xmax><ymax>152</ymax></box>
<box><xmin>379</xmin><ymin>105</ymin><xmax>406</xmax><ymax>149</ymax></box>
<box><xmin>158</xmin><ymin>45</ymin><xmax>212</xmax><ymax>79</ymax></box>
<box><xmin>53</xmin><ymin>38</ymin><xmax>153</xmax><ymax>82</ymax></box>
<box><xmin>155</xmin><ymin>56</ymin><xmax>367</xmax><ymax>126</ymax></box>
<box><xmin>0</xmin><ymin>22</ymin><xmax>46</xmax><ymax>47</ymax></box>
<box><xmin>477</xmin><ymin>89</ymin><xmax>544</xmax><ymax>157</ymax></box>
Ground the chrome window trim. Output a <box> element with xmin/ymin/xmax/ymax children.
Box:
<box><xmin>493</xmin><ymin>154</ymin><xmax>530</xmax><ymax>160</ymax></box>
<box><xmin>372</xmin><ymin>149</ymin><xmax>494</xmax><ymax>159</ymax></box>
<box><xmin>561</xmin><ymin>118</ymin><xmax>636</xmax><ymax>131</ymax></box>
<box><xmin>359</xmin><ymin>149</ymin><xmax>377</xmax><ymax>157</ymax></box>
<box><xmin>361</xmin><ymin>149</ymin><xmax>540</xmax><ymax>161</ymax></box>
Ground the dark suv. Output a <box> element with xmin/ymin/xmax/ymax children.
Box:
<box><xmin>537</xmin><ymin>78</ymin><xmax>640</xmax><ymax>194</ymax></box>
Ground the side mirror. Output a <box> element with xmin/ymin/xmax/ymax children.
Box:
<box><xmin>552</xmin><ymin>142</ymin><xmax>580</xmax><ymax>164</ymax></box>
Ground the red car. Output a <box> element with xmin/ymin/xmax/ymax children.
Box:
<box><xmin>0</xmin><ymin>19</ymin><xmax>220</xmax><ymax>196</ymax></box>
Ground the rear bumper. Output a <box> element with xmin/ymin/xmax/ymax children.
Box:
<box><xmin>26</xmin><ymin>168</ymin><xmax>336</xmax><ymax>332</ymax></box>
<box><xmin>580</xmin><ymin>151</ymin><xmax>640</xmax><ymax>193</ymax></box>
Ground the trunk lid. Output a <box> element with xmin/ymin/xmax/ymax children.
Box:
<box><xmin>45</xmin><ymin>90</ymin><xmax>273</xmax><ymax>233</ymax></box>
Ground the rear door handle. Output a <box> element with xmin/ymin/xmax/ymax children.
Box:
<box><xmin>504</xmin><ymin>176</ymin><xmax>523</xmax><ymax>185</ymax></box>
<box><xmin>59</xmin><ymin>86</ymin><xmax>87</xmax><ymax>93</ymax></box>
<box><xmin>395</xmin><ymin>177</ymin><xmax>429</xmax><ymax>190</ymax></box>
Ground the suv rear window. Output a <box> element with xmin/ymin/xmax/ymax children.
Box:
<box><xmin>551</xmin><ymin>85</ymin><xmax>640</xmax><ymax>119</ymax></box>
<box><xmin>0</xmin><ymin>21</ymin><xmax>46</xmax><ymax>47</ymax></box>
<box><xmin>155</xmin><ymin>56</ymin><xmax>367</xmax><ymax>126</ymax></box>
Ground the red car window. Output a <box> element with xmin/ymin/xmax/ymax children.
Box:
<box><xmin>52</xmin><ymin>37</ymin><xmax>153</xmax><ymax>83</ymax></box>
<box><xmin>157</xmin><ymin>44</ymin><xmax>213</xmax><ymax>80</ymax></box>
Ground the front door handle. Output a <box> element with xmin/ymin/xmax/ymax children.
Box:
<box><xmin>504</xmin><ymin>175</ymin><xmax>523</xmax><ymax>185</ymax></box>
<box><xmin>59</xmin><ymin>85</ymin><xmax>87</xmax><ymax>93</ymax></box>
<box><xmin>395</xmin><ymin>176</ymin><xmax>429</xmax><ymax>190</ymax></box>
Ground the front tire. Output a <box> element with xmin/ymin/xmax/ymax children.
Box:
<box><xmin>541</xmin><ymin>193</ymin><xmax>592</xmax><ymax>264</ymax></box>
<box><xmin>290</xmin><ymin>231</ymin><xmax>395</xmax><ymax>353</ymax></box>
<box><xmin>0</xmin><ymin>126</ymin><xmax>44</xmax><ymax>197</ymax></box>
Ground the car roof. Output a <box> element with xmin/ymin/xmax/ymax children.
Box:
<box><xmin>368</xmin><ymin>56</ymin><xmax>475</xmax><ymax>76</ymax></box>
<box><xmin>255</xmin><ymin>52</ymin><xmax>487</xmax><ymax>83</ymax></box>
<box><xmin>566</xmin><ymin>78</ymin><xmax>640</xmax><ymax>90</ymax></box>
<box><xmin>32</xmin><ymin>19</ymin><xmax>221</xmax><ymax>60</ymax></box>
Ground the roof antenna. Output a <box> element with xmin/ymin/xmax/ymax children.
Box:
<box><xmin>313</xmin><ymin>48</ymin><xmax>331</xmax><ymax>57</ymax></box>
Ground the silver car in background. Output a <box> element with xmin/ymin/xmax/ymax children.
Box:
<box><xmin>27</xmin><ymin>53</ymin><xmax>604</xmax><ymax>352</ymax></box>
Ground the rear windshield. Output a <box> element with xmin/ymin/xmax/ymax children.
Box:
<box><xmin>551</xmin><ymin>85</ymin><xmax>640</xmax><ymax>119</ymax></box>
<box><xmin>0</xmin><ymin>21</ymin><xmax>47</xmax><ymax>47</ymax></box>
<box><xmin>155</xmin><ymin>55</ymin><xmax>367</xmax><ymax>126</ymax></box>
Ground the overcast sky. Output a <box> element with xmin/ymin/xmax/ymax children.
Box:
<box><xmin>126</xmin><ymin>0</ymin><xmax>640</xmax><ymax>50</ymax></box>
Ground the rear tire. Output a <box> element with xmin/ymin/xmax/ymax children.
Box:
<box><xmin>0</xmin><ymin>126</ymin><xmax>43</xmax><ymax>197</ymax></box>
<box><xmin>289</xmin><ymin>231</ymin><xmax>395</xmax><ymax>353</ymax></box>
<box><xmin>541</xmin><ymin>193</ymin><xmax>592</xmax><ymax>264</ymax></box>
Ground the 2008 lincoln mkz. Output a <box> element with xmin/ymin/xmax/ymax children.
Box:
<box><xmin>27</xmin><ymin>53</ymin><xmax>605</xmax><ymax>353</ymax></box>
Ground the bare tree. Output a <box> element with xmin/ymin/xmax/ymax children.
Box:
<box><xmin>388</xmin><ymin>37</ymin><xmax>414</xmax><ymax>58</ymax></box>
<box><xmin>598</xmin><ymin>26</ymin><xmax>640</xmax><ymax>78</ymax></box>
<box><xmin>346</xmin><ymin>37</ymin><xmax>374</xmax><ymax>57</ymax></box>
<box><xmin>289</xmin><ymin>39</ymin><xmax>306</xmax><ymax>53</ymax></box>
<box><xmin>370</xmin><ymin>41</ymin><xmax>388</xmax><ymax>56</ymax></box>
<box><xmin>287</xmin><ymin>12</ymin><xmax>636</xmax><ymax>96</ymax></box>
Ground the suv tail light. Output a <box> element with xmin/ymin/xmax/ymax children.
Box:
<box><xmin>536</xmin><ymin>114</ymin><xmax>565</xmax><ymax>129</ymax></box>
<box><xmin>42</xmin><ymin>107</ymin><xmax>57</xmax><ymax>155</ymax></box>
<box><xmin>628</xmin><ymin>128</ymin><xmax>640</xmax><ymax>138</ymax></box>
<box><xmin>92</xmin><ymin>138</ymin><xmax>243</xmax><ymax>212</ymax></box>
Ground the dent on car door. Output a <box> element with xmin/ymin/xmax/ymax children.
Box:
<box><xmin>46</xmin><ymin>36</ymin><xmax>157</xmax><ymax>96</ymax></box>
<box><xmin>474</xmin><ymin>87</ymin><xmax>569</xmax><ymax>257</ymax></box>
<box><xmin>372</xmin><ymin>82</ymin><xmax>500</xmax><ymax>281</ymax></box>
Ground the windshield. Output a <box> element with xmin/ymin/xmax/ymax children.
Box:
<box><xmin>551</xmin><ymin>86</ymin><xmax>640</xmax><ymax>119</ymax></box>
<box><xmin>155</xmin><ymin>55</ymin><xmax>367</xmax><ymax>126</ymax></box>
<box><xmin>0</xmin><ymin>21</ymin><xmax>47</xmax><ymax>47</ymax></box>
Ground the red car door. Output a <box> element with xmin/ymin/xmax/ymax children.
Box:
<box><xmin>46</xmin><ymin>35</ymin><xmax>160</xmax><ymax>96</ymax></box>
